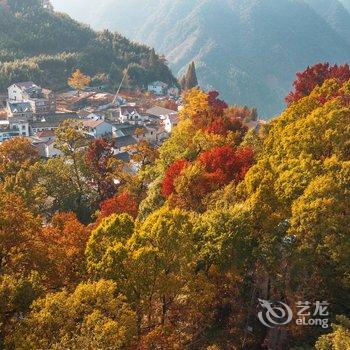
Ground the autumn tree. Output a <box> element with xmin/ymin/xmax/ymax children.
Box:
<box><xmin>233</xmin><ymin>78</ymin><xmax>350</xmax><ymax>347</ymax></box>
<box><xmin>315</xmin><ymin>315</ymin><xmax>350</xmax><ymax>349</ymax></box>
<box><xmin>127</xmin><ymin>139</ymin><xmax>158</xmax><ymax>169</ymax></box>
<box><xmin>162</xmin><ymin>159</ymin><xmax>189</xmax><ymax>197</ymax></box>
<box><xmin>162</xmin><ymin>146</ymin><xmax>254</xmax><ymax>210</ymax></box>
<box><xmin>86</xmin><ymin>207</ymin><xmax>203</xmax><ymax>342</ymax></box>
<box><xmin>6</xmin><ymin>280</ymin><xmax>137</xmax><ymax>350</ymax></box>
<box><xmin>0</xmin><ymin>137</ymin><xmax>38</xmax><ymax>180</ymax></box>
<box><xmin>0</xmin><ymin>272</ymin><xmax>43</xmax><ymax>348</ymax></box>
<box><xmin>54</xmin><ymin>120</ymin><xmax>92</xmax><ymax>220</ymax></box>
<box><xmin>285</xmin><ymin>62</ymin><xmax>350</xmax><ymax>105</ymax></box>
<box><xmin>98</xmin><ymin>192</ymin><xmax>138</xmax><ymax>220</ymax></box>
<box><xmin>0</xmin><ymin>191</ymin><xmax>43</xmax><ymax>275</ymax></box>
<box><xmin>40</xmin><ymin>212</ymin><xmax>89</xmax><ymax>288</ymax></box>
<box><xmin>68</xmin><ymin>69</ymin><xmax>91</xmax><ymax>96</ymax></box>
<box><xmin>85</xmin><ymin>138</ymin><xmax>117</xmax><ymax>201</ymax></box>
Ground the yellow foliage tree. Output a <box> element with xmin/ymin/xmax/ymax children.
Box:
<box><xmin>68</xmin><ymin>69</ymin><xmax>91</xmax><ymax>96</ymax></box>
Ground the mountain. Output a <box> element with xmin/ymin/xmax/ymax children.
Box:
<box><xmin>304</xmin><ymin>0</ymin><xmax>350</xmax><ymax>45</ymax></box>
<box><xmin>52</xmin><ymin>0</ymin><xmax>350</xmax><ymax>118</ymax></box>
<box><xmin>0</xmin><ymin>0</ymin><xmax>176</xmax><ymax>91</ymax></box>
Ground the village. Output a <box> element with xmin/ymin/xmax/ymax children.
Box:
<box><xmin>0</xmin><ymin>76</ymin><xmax>264</xmax><ymax>168</ymax></box>
<box><xmin>0</xmin><ymin>80</ymin><xmax>183</xmax><ymax>162</ymax></box>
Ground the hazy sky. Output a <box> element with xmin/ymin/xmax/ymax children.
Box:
<box><xmin>51</xmin><ymin>0</ymin><xmax>101</xmax><ymax>26</ymax></box>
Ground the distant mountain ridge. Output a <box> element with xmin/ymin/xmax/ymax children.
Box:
<box><xmin>52</xmin><ymin>0</ymin><xmax>350</xmax><ymax>117</ymax></box>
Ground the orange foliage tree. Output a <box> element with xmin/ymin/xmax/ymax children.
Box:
<box><xmin>0</xmin><ymin>192</ymin><xmax>43</xmax><ymax>274</ymax></box>
<box><xmin>0</xmin><ymin>137</ymin><xmax>39</xmax><ymax>179</ymax></box>
<box><xmin>40</xmin><ymin>212</ymin><xmax>89</xmax><ymax>288</ymax></box>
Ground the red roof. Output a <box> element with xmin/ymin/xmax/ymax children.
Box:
<box><xmin>82</xmin><ymin>119</ymin><xmax>105</xmax><ymax>128</ymax></box>
<box><xmin>36</xmin><ymin>130</ymin><xmax>56</xmax><ymax>138</ymax></box>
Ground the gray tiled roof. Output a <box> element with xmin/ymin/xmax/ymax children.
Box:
<box><xmin>8</xmin><ymin>101</ymin><xmax>32</xmax><ymax>113</ymax></box>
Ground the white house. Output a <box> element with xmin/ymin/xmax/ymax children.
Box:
<box><xmin>8</xmin><ymin>81</ymin><xmax>41</xmax><ymax>101</ymax></box>
<box><xmin>35</xmin><ymin>130</ymin><xmax>56</xmax><ymax>142</ymax></box>
<box><xmin>118</xmin><ymin>106</ymin><xmax>142</xmax><ymax>124</ymax></box>
<box><xmin>30</xmin><ymin>136</ymin><xmax>62</xmax><ymax>158</ymax></box>
<box><xmin>8</xmin><ymin>82</ymin><xmax>56</xmax><ymax>115</ymax></box>
<box><xmin>43</xmin><ymin>139</ymin><xmax>62</xmax><ymax>158</ymax></box>
<box><xmin>82</xmin><ymin>119</ymin><xmax>112</xmax><ymax>138</ymax></box>
<box><xmin>30</xmin><ymin>113</ymin><xmax>79</xmax><ymax>134</ymax></box>
<box><xmin>8</xmin><ymin>117</ymin><xmax>30</xmax><ymax>137</ymax></box>
<box><xmin>146</xmin><ymin>106</ymin><xmax>178</xmax><ymax>119</ymax></box>
<box><xmin>146</xmin><ymin>106</ymin><xmax>179</xmax><ymax>134</ymax></box>
<box><xmin>148</xmin><ymin>81</ymin><xmax>168</xmax><ymax>95</ymax></box>
<box><xmin>164</xmin><ymin>113</ymin><xmax>179</xmax><ymax>133</ymax></box>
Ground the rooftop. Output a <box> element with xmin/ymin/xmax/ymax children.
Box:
<box><xmin>8</xmin><ymin>101</ymin><xmax>32</xmax><ymax>113</ymax></box>
<box><xmin>82</xmin><ymin>119</ymin><xmax>105</xmax><ymax>128</ymax></box>
<box><xmin>120</xmin><ymin>105</ymin><xmax>141</xmax><ymax>115</ymax></box>
<box><xmin>149</xmin><ymin>81</ymin><xmax>168</xmax><ymax>88</ymax></box>
<box><xmin>36</xmin><ymin>130</ymin><xmax>56</xmax><ymax>138</ymax></box>
<box><xmin>146</xmin><ymin>106</ymin><xmax>178</xmax><ymax>117</ymax></box>
<box><xmin>13</xmin><ymin>81</ymin><xmax>40</xmax><ymax>91</ymax></box>
<box><xmin>114</xmin><ymin>135</ymin><xmax>138</xmax><ymax>148</ymax></box>
<box><xmin>31</xmin><ymin>113</ymin><xmax>78</xmax><ymax>128</ymax></box>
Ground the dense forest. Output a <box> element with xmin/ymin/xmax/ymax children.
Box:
<box><xmin>0</xmin><ymin>63</ymin><xmax>349</xmax><ymax>349</ymax></box>
<box><xmin>0</xmin><ymin>0</ymin><xmax>177</xmax><ymax>91</ymax></box>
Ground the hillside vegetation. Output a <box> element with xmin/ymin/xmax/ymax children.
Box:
<box><xmin>0</xmin><ymin>0</ymin><xmax>176</xmax><ymax>91</ymax></box>
<box><xmin>0</xmin><ymin>63</ymin><xmax>349</xmax><ymax>348</ymax></box>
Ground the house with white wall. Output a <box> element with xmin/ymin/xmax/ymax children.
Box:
<box><xmin>8</xmin><ymin>82</ymin><xmax>56</xmax><ymax>115</ymax></box>
<box><xmin>82</xmin><ymin>119</ymin><xmax>112</xmax><ymax>138</ymax></box>
<box><xmin>164</xmin><ymin>113</ymin><xmax>179</xmax><ymax>133</ymax></box>
<box><xmin>118</xmin><ymin>106</ymin><xmax>142</xmax><ymax>124</ymax></box>
<box><xmin>146</xmin><ymin>106</ymin><xmax>179</xmax><ymax>134</ymax></box>
<box><xmin>147</xmin><ymin>81</ymin><xmax>168</xmax><ymax>95</ymax></box>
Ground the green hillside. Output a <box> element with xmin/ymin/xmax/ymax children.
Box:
<box><xmin>0</xmin><ymin>0</ymin><xmax>176</xmax><ymax>91</ymax></box>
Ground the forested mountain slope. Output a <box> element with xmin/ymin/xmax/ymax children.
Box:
<box><xmin>52</xmin><ymin>0</ymin><xmax>350</xmax><ymax>117</ymax></box>
<box><xmin>305</xmin><ymin>0</ymin><xmax>350</xmax><ymax>45</ymax></box>
<box><xmin>0</xmin><ymin>0</ymin><xmax>176</xmax><ymax>91</ymax></box>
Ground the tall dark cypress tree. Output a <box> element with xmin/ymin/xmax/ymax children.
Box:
<box><xmin>181</xmin><ymin>61</ymin><xmax>198</xmax><ymax>90</ymax></box>
<box><xmin>180</xmin><ymin>74</ymin><xmax>187</xmax><ymax>90</ymax></box>
<box><xmin>186</xmin><ymin>61</ymin><xmax>198</xmax><ymax>89</ymax></box>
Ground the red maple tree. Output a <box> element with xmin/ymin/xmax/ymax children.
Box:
<box><xmin>198</xmin><ymin>145</ymin><xmax>254</xmax><ymax>186</ymax></box>
<box><xmin>286</xmin><ymin>63</ymin><xmax>350</xmax><ymax>105</ymax></box>
<box><xmin>99</xmin><ymin>192</ymin><xmax>138</xmax><ymax>220</ymax></box>
<box><xmin>162</xmin><ymin>159</ymin><xmax>189</xmax><ymax>197</ymax></box>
